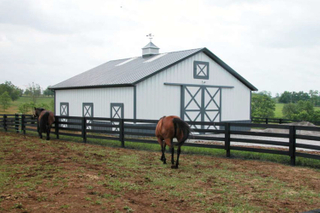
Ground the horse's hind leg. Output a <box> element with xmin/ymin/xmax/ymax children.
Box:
<box><xmin>175</xmin><ymin>146</ymin><xmax>182</xmax><ymax>169</ymax></box>
<box><xmin>161</xmin><ymin>144</ymin><xmax>166</xmax><ymax>164</ymax></box>
<box><xmin>37</xmin><ymin>123</ymin><xmax>42</xmax><ymax>139</ymax></box>
<box><xmin>46</xmin><ymin>125</ymin><xmax>50</xmax><ymax>140</ymax></box>
<box><xmin>157</xmin><ymin>138</ymin><xmax>166</xmax><ymax>164</ymax></box>
<box><xmin>170</xmin><ymin>139</ymin><xmax>176</xmax><ymax>169</ymax></box>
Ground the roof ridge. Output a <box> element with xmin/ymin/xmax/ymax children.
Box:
<box><xmin>109</xmin><ymin>47</ymin><xmax>204</xmax><ymax>62</ymax></box>
<box><xmin>161</xmin><ymin>47</ymin><xmax>204</xmax><ymax>55</ymax></box>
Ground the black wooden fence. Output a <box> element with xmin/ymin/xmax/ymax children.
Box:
<box><xmin>1</xmin><ymin>114</ymin><xmax>320</xmax><ymax>166</ymax></box>
<box><xmin>252</xmin><ymin>117</ymin><xmax>320</xmax><ymax>125</ymax></box>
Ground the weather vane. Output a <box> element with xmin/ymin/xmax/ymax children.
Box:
<box><xmin>146</xmin><ymin>33</ymin><xmax>154</xmax><ymax>42</ymax></box>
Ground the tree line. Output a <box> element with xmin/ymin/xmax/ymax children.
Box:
<box><xmin>277</xmin><ymin>90</ymin><xmax>320</xmax><ymax>106</ymax></box>
<box><xmin>253</xmin><ymin>90</ymin><xmax>320</xmax><ymax>122</ymax></box>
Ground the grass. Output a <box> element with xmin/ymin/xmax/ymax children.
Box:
<box><xmin>0</xmin><ymin>96</ymin><xmax>54</xmax><ymax>114</ymax></box>
<box><xmin>274</xmin><ymin>103</ymin><xmax>285</xmax><ymax>118</ymax></box>
<box><xmin>29</xmin><ymin>131</ymin><xmax>319</xmax><ymax>169</ymax></box>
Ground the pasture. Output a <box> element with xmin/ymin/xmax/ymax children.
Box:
<box><xmin>1</xmin><ymin>131</ymin><xmax>320</xmax><ymax>212</ymax></box>
<box><xmin>0</xmin><ymin>96</ymin><xmax>53</xmax><ymax>114</ymax></box>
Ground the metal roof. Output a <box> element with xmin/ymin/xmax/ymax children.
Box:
<box><xmin>50</xmin><ymin>47</ymin><xmax>257</xmax><ymax>91</ymax></box>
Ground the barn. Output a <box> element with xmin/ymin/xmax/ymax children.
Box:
<box><xmin>50</xmin><ymin>42</ymin><xmax>257</xmax><ymax>128</ymax></box>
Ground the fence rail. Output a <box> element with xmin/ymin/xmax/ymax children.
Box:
<box><xmin>1</xmin><ymin>114</ymin><xmax>320</xmax><ymax>166</ymax></box>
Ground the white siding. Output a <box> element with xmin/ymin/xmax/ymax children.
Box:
<box><xmin>55</xmin><ymin>87</ymin><xmax>134</xmax><ymax>118</ymax></box>
<box><xmin>136</xmin><ymin>52</ymin><xmax>252</xmax><ymax>121</ymax></box>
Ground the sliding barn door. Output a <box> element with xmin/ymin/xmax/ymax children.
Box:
<box><xmin>182</xmin><ymin>86</ymin><xmax>221</xmax><ymax>130</ymax></box>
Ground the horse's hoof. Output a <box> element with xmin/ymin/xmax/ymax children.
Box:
<box><xmin>171</xmin><ymin>165</ymin><xmax>178</xmax><ymax>169</ymax></box>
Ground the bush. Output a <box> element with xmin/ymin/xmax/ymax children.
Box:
<box><xmin>282</xmin><ymin>101</ymin><xmax>316</xmax><ymax>121</ymax></box>
<box><xmin>18</xmin><ymin>103</ymin><xmax>32</xmax><ymax>114</ymax></box>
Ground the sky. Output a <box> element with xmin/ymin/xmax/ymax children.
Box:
<box><xmin>1</xmin><ymin>0</ymin><xmax>320</xmax><ymax>97</ymax></box>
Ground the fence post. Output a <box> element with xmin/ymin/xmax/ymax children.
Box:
<box><xmin>15</xmin><ymin>114</ymin><xmax>20</xmax><ymax>133</ymax></box>
<box><xmin>3</xmin><ymin>115</ymin><xmax>7</xmax><ymax>132</ymax></box>
<box><xmin>289</xmin><ymin>126</ymin><xmax>296</xmax><ymax>166</ymax></box>
<box><xmin>225</xmin><ymin>123</ymin><xmax>231</xmax><ymax>157</ymax></box>
<box><xmin>119</xmin><ymin>119</ymin><xmax>125</xmax><ymax>147</ymax></box>
<box><xmin>55</xmin><ymin>117</ymin><xmax>59</xmax><ymax>139</ymax></box>
<box><xmin>82</xmin><ymin>117</ymin><xmax>87</xmax><ymax>143</ymax></box>
<box><xmin>21</xmin><ymin>114</ymin><xmax>26</xmax><ymax>135</ymax></box>
<box><xmin>266</xmin><ymin>118</ymin><xmax>269</xmax><ymax>124</ymax></box>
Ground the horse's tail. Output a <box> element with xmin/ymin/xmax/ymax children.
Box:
<box><xmin>173</xmin><ymin>118</ymin><xmax>191</xmax><ymax>145</ymax></box>
<box><xmin>39</xmin><ymin>112</ymin><xmax>50</xmax><ymax>132</ymax></box>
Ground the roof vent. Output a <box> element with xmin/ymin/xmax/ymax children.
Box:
<box><xmin>142</xmin><ymin>33</ymin><xmax>159</xmax><ymax>57</ymax></box>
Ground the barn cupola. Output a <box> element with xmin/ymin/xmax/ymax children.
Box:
<box><xmin>142</xmin><ymin>33</ymin><xmax>159</xmax><ymax>57</ymax></box>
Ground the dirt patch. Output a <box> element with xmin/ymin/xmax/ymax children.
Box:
<box><xmin>263</xmin><ymin>121</ymin><xmax>320</xmax><ymax>136</ymax></box>
<box><xmin>1</xmin><ymin>131</ymin><xmax>320</xmax><ymax>212</ymax></box>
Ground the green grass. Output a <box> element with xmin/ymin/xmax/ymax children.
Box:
<box><xmin>0</xmin><ymin>96</ymin><xmax>54</xmax><ymax>114</ymax></box>
<box><xmin>275</xmin><ymin>103</ymin><xmax>285</xmax><ymax>118</ymax></box>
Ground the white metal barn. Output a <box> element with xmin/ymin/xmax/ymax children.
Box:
<box><xmin>50</xmin><ymin>42</ymin><xmax>257</xmax><ymax>126</ymax></box>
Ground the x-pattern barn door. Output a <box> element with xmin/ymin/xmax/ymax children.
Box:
<box><xmin>182</xmin><ymin>86</ymin><xmax>221</xmax><ymax>130</ymax></box>
<box><xmin>83</xmin><ymin>103</ymin><xmax>93</xmax><ymax>130</ymax></box>
<box><xmin>111</xmin><ymin>103</ymin><xmax>124</xmax><ymax>132</ymax></box>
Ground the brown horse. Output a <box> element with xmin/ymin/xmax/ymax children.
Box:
<box><xmin>33</xmin><ymin>107</ymin><xmax>55</xmax><ymax>140</ymax></box>
<box><xmin>155</xmin><ymin>115</ymin><xmax>191</xmax><ymax>169</ymax></box>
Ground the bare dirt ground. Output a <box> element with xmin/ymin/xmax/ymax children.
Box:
<box><xmin>1</xmin><ymin>131</ymin><xmax>320</xmax><ymax>213</ymax></box>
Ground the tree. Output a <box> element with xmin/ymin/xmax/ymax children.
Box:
<box><xmin>282</xmin><ymin>103</ymin><xmax>297</xmax><ymax>120</ymax></box>
<box><xmin>309</xmin><ymin>90</ymin><xmax>320</xmax><ymax>106</ymax></box>
<box><xmin>25</xmin><ymin>82</ymin><xmax>41</xmax><ymax>104</ymax></box>
<box><xmin>0</xmin><ymin>81</ymin><xmax>23</xmax><ymax>101</ymax></box>
<box><xmin>251</xmin><ymin>92</ymin><xmax>276</xmax><ymax>118</ymax></box>
<box><xmin>279</xmin><ymin>91</ymin><xmax>292</xmax><ymax>103</ymax></box>
<box><xmin>0</xmin><ymin>91</ymin><xmax>12</xmax><ymax>111</ymax></box>
<box><xmin>43</xmin><ymin>86</ymin><xmax>54</xmax><ymax>96</ymax></box>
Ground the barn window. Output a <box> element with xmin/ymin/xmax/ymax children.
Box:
<box><xmin>83</xmin><ymin>103</ymin><xmax>94</xmax><ymax>117</ymax></box>
<box><xmin>60</xmin><ymin>102</ymin><xmax>69</xmax><ymax>128</ymax></box>
<box><xmin>111</xmin><ymin>103</ymin><xmax>124</xmax><ymax>132</ymax></box>
<box><xmin>194</xmin><ymin>61</ymin><xmax>209</xmax><ymax>79</ymax></box>
<box><xmin>60</xmin><ymin>103</ymin><xmax>69</xmax><ymax>116</ymax></box>
<box><xmin>83</xmin><ymin>103</ymin><xmax>93</xmax><ymax>129</ymax></box>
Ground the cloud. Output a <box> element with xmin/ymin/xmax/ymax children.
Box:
<box><xmin>0</xmin><ymin>0</ymin><xmax>320</xmax><ymax>95</ymax></box>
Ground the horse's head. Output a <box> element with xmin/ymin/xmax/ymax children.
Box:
<box><xmin>33</xmin><ymin>107</ymin><xmax>45</xmax><ymax>119</ymax></box>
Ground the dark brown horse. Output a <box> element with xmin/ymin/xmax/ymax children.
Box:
<box><xmin>33</xmin><ymin>107</ymin><xmax>55</xmax><ymax>140</ymax></box>
<box><xmin>155</xmin><ymin>115</ymin><xmax>191</xmax><ymax>169</ymax></box>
